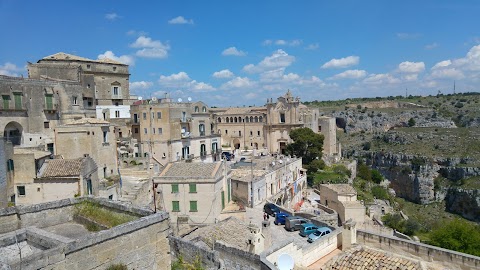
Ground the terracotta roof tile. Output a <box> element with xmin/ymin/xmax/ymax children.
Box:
<box><xmin>40</xmin><ymin>158</ymin><xmax>84</xmax><ymax>177</ymax></box>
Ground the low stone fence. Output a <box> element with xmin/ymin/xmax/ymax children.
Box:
<box><xmin>357</xmin><ymin>230</ymin><xmax>480</xmax><ymax>270</ymax></box>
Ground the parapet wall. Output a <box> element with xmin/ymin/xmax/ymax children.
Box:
<box><xmin>357</xmin><ymin>230</ymin><xmax>480</xmax><ymax>270</ymax></box>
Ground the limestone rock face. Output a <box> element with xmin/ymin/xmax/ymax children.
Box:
<box><xmin>445</xmin><ymin>188</ymin><xmax>480</xmax><ymax>222</ymax></box>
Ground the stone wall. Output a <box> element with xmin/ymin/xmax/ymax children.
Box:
<box><xmin>357</xmin><ymin>230</ymin><xmax>480</xmax><ymax>270</ymax></box>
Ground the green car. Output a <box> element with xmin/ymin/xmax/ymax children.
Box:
<box><xmin>299</xmin><ymin>223</ymin><xmax>319</xmax><ymax>237</ymax></box>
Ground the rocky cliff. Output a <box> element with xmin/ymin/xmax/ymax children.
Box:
<box><xmin>445</xmin><ymin>188</ymin><xmax>480</xmax><ymax>222</ymax></box>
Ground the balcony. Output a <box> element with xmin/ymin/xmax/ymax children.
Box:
<box><xmin>199</xmin><ymin>131</ymin><xmax>205</xmax><ymax>137</ymax></box>
<box><xmin>43</xmin><ymin>103</ymin><xmax>58</xmax><ymax>112</ymax></box>
<box><xmin>181</xmin><ymin>132</ymin><xmax>191</xmax><ymax>138</ymax></box>
<box><xmin>180</xmin><ymin>117</ymin><xmax>192</xmax><ymax>123</ymax></box>
<box><xmin>185</xmin><ymin>154</ymin><xmax>194</xmax><ymax>162</ymax></box>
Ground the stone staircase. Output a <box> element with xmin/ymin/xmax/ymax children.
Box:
<box><xmin>119</xmin><ymin>168</ymin><xmax>150</xmax><ymax>203</ymax></box>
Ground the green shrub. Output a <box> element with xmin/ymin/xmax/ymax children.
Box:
<box><xmin>429</xmin><ymin>219</ymin><xmax>480</xmax><ymax>256</ymax></box>
<box><xmin>106</xmin><ymin>264</ymin><xmax>128</xmax><ymax>270</ymax></box>
<box><xmin>371</xmin><ymin>185</ymin><xmax>389</xmax><ymax>200</ymax></box>
<box><xmin>371</xmin><ymin>169</ymin><xmax>383</xmax><ymax>184</ymax></box>
<box><xmin>408</xmin><ymin>118</ymin><xmax>416</xmax><ymax>127</ymax></box>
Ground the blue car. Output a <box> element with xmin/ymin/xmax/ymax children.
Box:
<box><xmin>274</xmin><ymin>212</ymin><xmax>290</xmax><ymax>225</ymax></box>
<box><xmin>307</xmin><ymin>227</ymin><xmax>332</xmax><ymax>243</ymax></box>
<box><xmin>299</xmin><ymin>223</ymin><xmax>319</xmax><ymax>237</ymax></box>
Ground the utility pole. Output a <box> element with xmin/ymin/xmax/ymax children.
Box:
<box><xmin>453</xmin><ymin>81</ymin><xmax>456</xmax><ymax>94</ymax></box>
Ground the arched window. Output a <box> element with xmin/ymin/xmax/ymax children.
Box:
<box><xmin>202</xmin><ymin>106</ymin><xmax>207</xmax><ymax>112</ymax></box>
<box><xmin>234</xmin><ymin>117</ymin><xmax>238</xmax><ymax>123</ymax></box>
<box><xmin>218</xmin><ymin>117</ymin><xmax>222</xmax><ymax>123</ymax></box>
<box><xmin>226</xmin><ymin>117</ymin><xmax>230</xmax><ymax>123</ymax></box>
<box><xmin>199</xmin><ymin>124</ymin><xmax>205</xmax><ymax>136</ymax></box>
<box><xmin>254</xmin><ymin>116</ymin><xmax>258</xmax><ymax>122</ymax></box>
<box><xmin>259</xmin><ymin>116</ymin><xmax>263</xmax><ymax>122</ymax></box>
<box><xmin>250</xmin><ymin>116</ymin><xmax>253</xmax><ymax>122</ymax></box>
<box><xmin>246</xmin><ymin>117</ymin><xmax>249</xmax><ymax>123</ymax></box>
<box><xmin>200</xmin><ymin>144</ymin><xmax>206</xmax><ymax>156</ymax></box>
<box><xmin>195</xmin><ymin>106</ymin><xmax>199</xmax><ymax>112</ymax></box>
<box><xmin>239</xmin><ymin>117</ymin><xmax>242</xmax><ymax>122</ymax></box>
<box><xmin>230</xmin><ymin>117</ymin><xmax>233</xmax><ymax>122</ymax></box>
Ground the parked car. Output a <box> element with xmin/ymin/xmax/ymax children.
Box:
<box><xmin>263</xmin><ymin>203</ymin><xmax>280</xmax><ymax>217</ymax></box>
<box><xmin>274</xmin><ymin>212</ymin><xmax>290</xmax><ymax>225</ymax></box>
<box><xmin>284</xmin><ymin>216</ymin><xmax>310</xmax><ymax>231</ymax></box>
<box><xmin>299</xmin><ymin>223</ymin><xmax>319</xmax><ymax>237</ymax></box>
<box><xmin>307</xmin><ymin>227</ymin><xmax>332</xmax><ymax>243</ymax></box>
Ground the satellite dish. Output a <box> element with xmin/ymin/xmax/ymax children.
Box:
<box><xmin>152</xmin><ymin>97</ymin><xmax>158</xmax><ymax>102</ymax></box>
<box><xmin>138</xmin><ymin>96</ymin><xmax>143</xmax><ymax>100</ymax></box>
<box><xmin>277</xmin><ymin>254</ymin><xmax>294</xmax><ymax>270</ymax></box>
<box><xmin>187</xmin><ymin>97</ymin><xmax>192</xmax><ymax>102</ymax></box>
<box><xmin>178</xmin><ymin>98</ymin><xmax>183</xmax><ymax>102</ymax></box>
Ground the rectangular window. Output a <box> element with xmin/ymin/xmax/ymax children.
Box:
<box><xmin>189</xmin><ymin>183</ymin><xmax>197</xmax><ymax>193</ymax></box>
<box><xmin>151</xmin><ymin>112</ymin><xmax>155</xmax><ymax>119</ymax></box>
<box><xmin>280</xmin><ymin>113</ymin><xmax>285</xmax><ymax>123</ymax></box>
<box><xmin>113</xmin><ymin>86</ymin><xmax>119</xmax><ymax>96</ymax></box>
<box><xmin>103</xmin><ymin>131</ymin><xmax>108</xmax><ymax>143</ymax></box>
<box><xmin>189</xmin><ymin>201</ymin><xmax>198</xmax><ymax>212</ymax></box>
<box><xmin>144</xmin><ymin>128</ymin><xmax>147</xmax><ymax>134</ymax></box>
<box><xmin>44</xmin><ymin>121</ymin><xmax>50</xmax><ymax>128</ymax></box>
<box><xmin>143</xmin><ymin>112</ymin><xmax>147</xmax><ymax>120</ymax></box>
<box><xmin>225</xmin><ymin>130</ymin><xmax>228</xmax><ymax>134</ymax></box>
<box><xmin>158</xmin><ymin>128</ymin><xmax>162</xmax><ymax>134</ymax></box>
<box><xmin>258</xmin><ymin>131</ymin><xmax>261</xmax><ymax>136</ymax></box>
<box><xmin>172</xmin><ymin>201</ymin><xmax>180</xmax><ymax>212</ymax></box>
<box><xmin>2</xmin><ymin>95</ymin><xmax>10</xmax><ymax>109</ymax></box>
<box><xmin>157</xmin><ymin>112</ymin><xmax>162</xmax><ymax>119</ymax></box>
<box><xmin>115</xmin><ymin>111</ymin><xmax>120</xmax><ymax>118</ymax></box>
<box><xmin>153</xmin><ymin>128</ymin><xmax>155</xmax><ymax>134</ymax></box>
<box><xmin>45</xmin><ymin>94</ymin><xmax>53</xmax><ymax>110</ymax></box>
<box><xmin>250</xmin><ymin>131</ymin><xmax>253</xmax><ymax>136</ymax></box>
<box><xmin>133</xmin><ymin>114</ymin><xmax>138</xmax><ymax>123</ymax></box>
<box><xmin>171</xmin><ymin>184</ymin><xmax>179</xmax><ymax>193</ymax></box>
<box><xmin>7</xmin><ymin>159</ymin><xmax>14</xmax><ymax>171</ymax></box>
<box><xmin>17</xmin><ymin>186</ymin><xmax>25</xmax><ymax>196</ymax></box>
<box><xmin>134</xmin><ymin>128</ymin><xmax>139</xmax><ymax>134</ymax></box>
<box><xmin>86</xmin><ymin>64</ymin><xmax>91</xmax><ymax>69</ymax></box>
<box><xmin>14</xmin><ymin>93</ymin><xmax>22</xmax><ymax>110</ymax></box>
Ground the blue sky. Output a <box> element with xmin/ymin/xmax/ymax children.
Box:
<box><xmin>1</xmin><ymin>1</ymin><xmax>480</xmax><ymax>106</ymax></box>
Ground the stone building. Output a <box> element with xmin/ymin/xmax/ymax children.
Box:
<box><xmin>230</xmin><ymin>156</ymin><xmax>306</xmax><ymax>208</ymax></box>
<box><xmin>0</xmin><ymin>138</ymin><xmax>14</xmax><ymax>207</ymax></box>
<box><xmin>54</xmin><ymin>118</ymin><xmax>117</xmax><ymax>180</ymax></box>
<box><xmin>154</xmin><ymin>161</ymin><xmax>230</xmax><ymax>225</ymax></box>
<box><xmin>130</xmin><ymin>98</ymin><xmax>222</xmax><ymax>164</ymax></box>
<box><xmin>14</xmin><ymin>156</ymin><xmax>98</xmax><ymax>206</ymax></box>
<box><xmin>212</xmin><ymin>90</ymin><xmax>322</xmax><ymax>155</ymax></box>
<box><xmin>319</xmin><ymin>184</ymin><xmax>365</xmax><ymax>224</ymax></box>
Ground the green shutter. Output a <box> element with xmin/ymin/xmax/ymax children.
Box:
<box><xmin>189</xmin><ymin>201</ymin><xmax>197</xmax><ymax>212</ymax></box>
<box><xmin>45</xmin><ymin>94</ymin><xmax>53</xmax><ymax>110</ymax></box>
<box><xmin>171</xmin><ymin>184</ymin><xmax>179</xmax><ymax>193</ymax></box>
<box><xmin>221</xmin><ymin>191</ymin><xmax>225</xmax><ymax>209</ymax></box>
<box><xmin>14</xmin><ymin>94</ymin><xmax>22</xmax><ymax>110</ymax></box>
<box><xmin>172</xmin><ymin>201</ymin><xmax>180</xmax><ymax>212</ymax></box>
<box><xmin>2</xmin><ymin>95</ymin><xmax>10</xmax><ymax>109</ymax></box>
<box><xmin>189</xmin><ymin>183</ymin><xmax>196</xmax><ymax>193</ymax></box>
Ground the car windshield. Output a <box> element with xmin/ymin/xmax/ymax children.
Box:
<box><xmin>313</xmin><ymin>231</ymin><xmax>321</xmax><ymax>236</ymax></box>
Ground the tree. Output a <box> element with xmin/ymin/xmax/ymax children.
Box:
<box><xmin>408</xmin><ymin>118</ymin><xmax>416</xmax><ymax>127</ymax></box>
<box><xmin>357</xmin><ymin>163</ymin><xmax>372</xmax><ymax>181</ymax></box>
<box><xmin>371</xmin><ymin>169</ymin><xmax>384</xmax><ymax>184</ymax></box>
<box><xmin>429</xmin><ymin>218</ymin><xmax>480</xmax><ymax>256</ymax></box>
<box><xmin>305</xmin><ymin>159</ymin><xmax>325</xmax><ymax>173</ymax></box>
<box><xmin>286</xmin><ymin>128</ymin><xmax>324</xmax><ymax>164</ymax></box>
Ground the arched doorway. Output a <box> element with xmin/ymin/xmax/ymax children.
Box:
<box><xmin>253</xmin><ymin>142</ymin><xmax>258</xmax><ymax>149</ymax></box>
<box><xmin>233</xmin><ymin>139</ymin><xmax>241</xmax><ymax>150</ymax></box>
<box><xmin>4</xmin><ymin>121</ymin><xmax>23</xmax><ymax>145</ymax></box>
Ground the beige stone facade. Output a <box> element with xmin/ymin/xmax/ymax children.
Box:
<box><xmin>319</xmin><ymin>184</ymin><xmax>365</xmax><ymax>224</ymax></box>
<box><xmin>14</xmin><ymin>155</ymin><xmax>99</xmax><ymax>206</ymax></box>
<box><xmin>130</xmin><ymin>99</ymin><xmax>222</xmax><ymax>164</ymax></box>
<box><xmin>0</xmin><ymin>138</ymin><xmax>14</xmax><ymax>206</ymax></box>
<box><xmin>54</xmin><ymin>118</ymin><xmax>117</xmax><ymax>180</ymax></box>
<box><xmin>154</xmin><ymin>161</ymin><xmax>230</xmax><ymax>225</ymax></box>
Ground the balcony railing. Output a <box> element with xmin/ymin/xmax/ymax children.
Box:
<box><xmin>200</xmin><ymin>151</ymin><xmax>207</xmax><ymax>157</ymax></box>
<box><xmin>43</xmin><ymin>103</ymin><xmax>58</xmax><ymax>112</ymax></box>
<box><xmin>180</xmin><ymin>117</ymin><xmax>192</xmax><ymax>123</ymax></box>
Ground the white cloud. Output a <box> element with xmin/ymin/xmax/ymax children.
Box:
<box><xmin>130</xmin><ymin>36</ymin><xmax>170</xmax><ymax>59</ymax></box>
<box><xmin>130</xmin><ymin>81</ymin><xmax>153</xmax><ymax>91</ymax></box>
<box><xmin>431</xmin><ymin>68</ymin><xmax>465</xmax><ymax>79</ymax></box>
<box><xmin>363</xmin><ymin>73</ymin><xmax>400</xmax><ymax>85</ymax></box>
<box><xmin>105</xmin><ymin>13</ymin><xmax>120</xmax><ymax>21</ymax></box>
<box><xmin>158</xmin><ymin>72</ymin><xmax>215</xmax><ymax>92</ymax></box>
<box><xmin>245</xmin><ymin>93</ymin><xmax>258</xmax><ymax>100</ymax></box>
<box><xmin>0</xmin><ymin>62</ymin><xmax>24</xmax><ymax>77</ymax></box>
<box><xmin>321</xmin><ymin>56</ymin><xmax>359</xmax><ymax>69</ymax></box>
<box><xmin>263</xmin><ymin>39</ymin><xmax>302</xmax><ymax>46</ymax></box>
<box><xmin>168</xmin><ymin>16</ymin><xmax>194</xmax><ymax>25</ymax></box>
<box><xmin>432</xmin><ymin>60</ymin><xmax>452</xmax><ymax>69</ymax></box>
<box><xmin>212</xmin><ymin>69</ymin><xmax>234</xmax><ymax>79</ymax></box>
<box><xmin>454</xmin><ymin>44</ymin><xmax>480</xmax><ymax>71</ymax></box>
<box><xmin>97</xmin><ymin>51</ymin><xmax>135</xmax><ymax>66</ymax></box>
<box><xmin>329</xmin><ymin>69</ymin><xmax>367</xmax><ymax>80</ymax></box>
<box><xmin>425</xmin><ymin>42</ymin><xmax>439</xmax><ymax>50</ymax></box>
<box><xmin>396</xmin><ymin>33</ymin><xmax>421</xmax><ymax>39</ymax></box>
<box><xmin>305</xmin><ymin>43</ymin><xmax>319</xmax><ymax>50</ymax></box>
<box><xmin>243</xmin><ymin>49</ymin><xmax>295</xmax><ymax>73</ymax></box>
<box><xmin>220</xmin><ymin>77</ymin><xmax>256</xmax><ymax>89</ymax></box>
<box><xmin>398</xmin><ymin>61</ymin><xmax>425</xmax><ymax>73</ymax></box>
<box><xmin>222</xmin><ymin>47</ymin><xmax>246</xmax><ymax>56</ymax></box>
